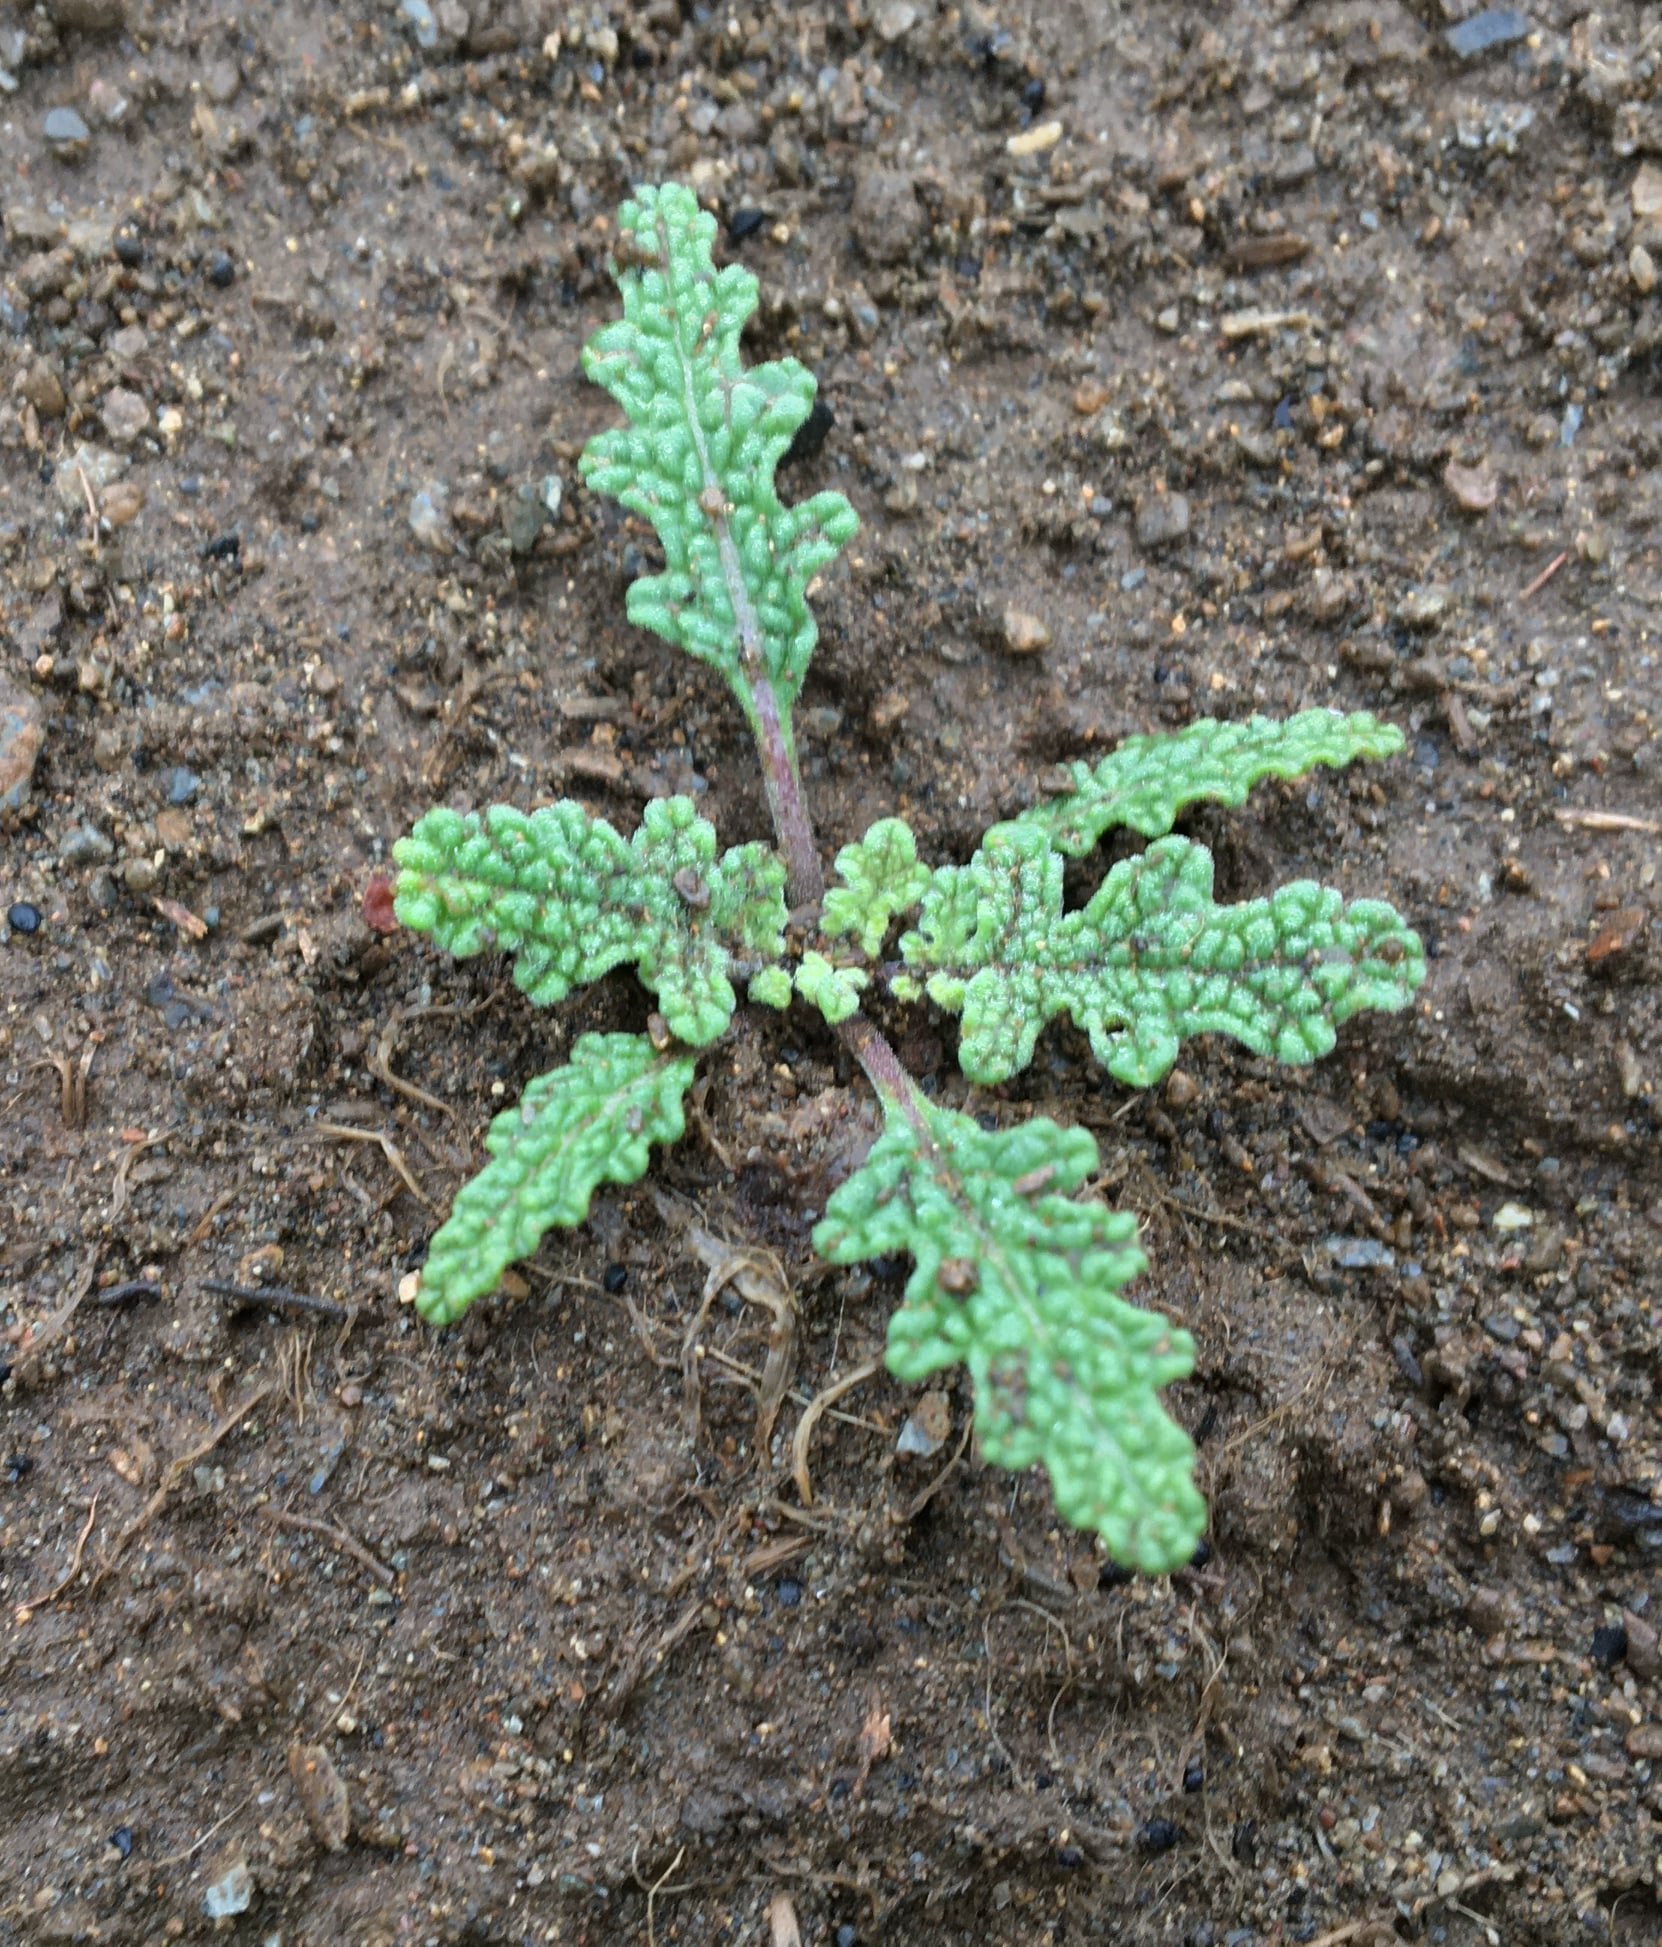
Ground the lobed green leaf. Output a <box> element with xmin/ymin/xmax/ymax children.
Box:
<box><xmin>418</xmin><ymin>1032</ymin><xmax>696</xmax><ymax>1327</ymax></box>
<box><xmin>393</xmin><ymin>794</ymin><xmax>786</xmax><ymax>1048</ymax></box>
<box><xmin>901</xmin><ymin>826</ymin><xmax>1425</xmax><ymax>1087</ymax></box>
<box><xmin>794</xmin><ymin>950</ymin><xmax>867</xmax><ymax>1026</ymax></box>
<box><xmin>1003</xmin><ymin>709</ymin><xmax>1405</xmax><ymax>857</ymax></box>
<box><xmin>821</xmin><ymin>817</ymin><xmax>932</xmax><ymax>958</ymax></box>
<box><xmin>814</xmin><ymin>1099</ymin><xmax>1204</xmax><ymax>1574</ymax></box>
<box><xmin>578</xmin><ymin>182</ymin><xmax>858</xmax><ymax>715</ymax></box>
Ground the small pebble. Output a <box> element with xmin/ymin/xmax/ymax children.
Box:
<box><xmin>1139</xmin><ymin>1818</ymin><xmax>1181</xmax><ymax>1855</ymax></box>
<box><xmin>102</xmin><ymin>480</ymin><xmax>145</xmax><ymax>527</ymax></box>
<box><xmin>43</xmin><ymin>106</ymin><xmax>90</xmax><ymax>156</ymax></box>
<box><xmin>87</xmin><ymin>77</ymin><xmax>128</xmax><ymax>125</ymax></box>
<box><xmin>1396</xmin><ymin>586</ymin><xmax>1451</xmax><ymax>632</ymax></box>
<box><xmin>108</xmin><ymin>1826</ymin><xmax>134</xmax><ymax>1860</ymax></box>
<box><xmin>47</xmin><ymin>0</ymin><xmax>127</xmax><ymax>29</ymax></box>
<box><xmin>7</xmin><ymin>901</ymin><xmax>42</xmax><ymax>934</ymax></box>
<box><xmin>1000</xmin><ymin>608</ymin><xmax>1051</xmax><ymax>655</ymax></box>
<box><xmin>726</xmin><ymin>207</ymin><xmax>766</xmax><ymax>241</ymax></box>
<box><xmin>60</xmin><ymin>822</ymin><xmax>115</xmax><ymax>865</ymax></box>
<box><xmin>1446</xmin><ymin>9</ymin><xmax>1531</xmax><ymax>59</ymax></box>
<box><xmin>166</xmin><ymin>767</ymin><xmax>201</xmax><ymax>806</ymax></box>
<box><xmin>54</xmin><ymin>442</ymin><xmax>128</xmax><ymax>507</ymax></box>
<box><xmin>1443</xmin><ymin>457</ymin><xmax>1498</xmax><ymax>513</ymax></box>
<box><xmin>19</xmin><ymin>359</ymin><xmax>66</xmax><ymax>418</ymax></box>
<box><xmin>776</xmin><ymin>1577</ymin><xmax>803</xmax><ymax>1608</ymax></box>
<box><xmin>1006</xmin><ymin>119</ymin><xmax>1062</xmax><ymax>158</ymax></box>
<box><xmin>408</xmin><ymin>483</ymin><xmax>455</xmax><ymax>553</ymax></box>
<box><xmin>602</xmin><ymin>1263</ymin><xmax>628</xmax><ymax>1293</ymax></box>
<box><xmin>1592</xmin><ymin>1622</ymin><xmax>1628</xmax><ymax>1670</ymax></box>
<box><xmin>1631</xmin><ymin>245</ymin><xmax>1656</xmax><ymax>296</ymax></box>
<box><xmin>1627</xmin><ymin>1723</ymin><xmax>1662</xmax><ymax>1760</ymax></box>
<box><xmin>202</xmin><ymin>1863</ymin><xmax>253</xmax><ymax>1919</ymax></box>
<box><xmin>1136</xmin><ymin>494</ymin><xmax>1191</xmax><ymax>549</ymax></box>
<box><xmin>1326</xmin><ymin>1235</ymin><xmax>1396</xmax><ymax>1271</ymax></box>
<box><xmin>783</xmin><ymin>398</ymin><xmax>834</xmax><ymax>468</ymax></box>
<box><xmin>1624</xmin><ymin>1611</ymin><xmax>1660</xmax><ymax>1680</ymax></box>
<box><xmin>207</xmin><ymin>251</ymin><xmax>236</xmax><ymax>288</ymax></box>
<box><xmin>203</xmin><ymin>59</ymin><xmax>242</xmax><ymax>105</ymax></box>
<box><xmin>1183</xmin><ymin>1760</ymin><xmax>1205</xmax><ymax>1793</ymax></box>
<box><xmin>101</xmin><ymin>386</ymin><xmax>150</xmax><ymax>444</ymax></box>
<box><xmin>0</xmin><ymin>677</ymin><xmax>46</xmax><ymax>811</ymax></box>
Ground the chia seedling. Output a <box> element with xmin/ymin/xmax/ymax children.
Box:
<box><xmin>393</xmin><ymin>183</ymin><xmax>1425</xmax><ymax>1574</ymax></box>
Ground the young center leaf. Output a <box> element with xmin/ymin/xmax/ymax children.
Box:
<box><xmin>418</xmin><ymin>1032</ymin><xmax>696</xmax><ymax>1327</ymax></box>
<box><xmin>821</xmin><ymin>817</ymin><xmax>933</xmax><ymax>958</ymax></box>
<box><xmin>394</xmin><ymin>795</ymin><xmax>786</xmax><ymax>1048</ymax></box>
<box><xmin>814</xmin><ymin>1099</ymin><xmax>1204</xmax><ymax>1574</ymax></box>
<box><xmin>1004</xmin><ymin>709</ymin><xmax>1405</xmax><ymax>858</ymax></box>
<box><xmin>901</xmin><ymin>825</ymin><xmax>1425</xmax><ymax>1087</ymax></box>
<box><xmin>579</xmin><ymin>183</ymin><xmax>858</xmax><ymax>721</ymax></box>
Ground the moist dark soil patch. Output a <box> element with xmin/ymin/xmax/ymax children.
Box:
<box><xmin>3</xmin><ymin>2</ymin><xmax>1660</xmax><ymax>1943</ymax></box>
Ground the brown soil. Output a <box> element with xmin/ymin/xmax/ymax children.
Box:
<box><xmin>3</xmin><ymin>2</ymin><xmax>1661</xmax><ymax>1943</ymax></box>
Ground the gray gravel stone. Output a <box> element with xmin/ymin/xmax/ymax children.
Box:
<box><xmin>60</xmin><ymin>822</ymin><xmax>114</xmax><ymax>865</ymax></box>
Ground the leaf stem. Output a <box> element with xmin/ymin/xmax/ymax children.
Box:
<box><xmin>747</xmin><ymin>682</ymin><xmax>824</xmax><ymax>909</ymax></box>
<box><xmin>835</xmin><ymin>1011</ymin><xmax>933</xmax><ymax>1148</ymax></box>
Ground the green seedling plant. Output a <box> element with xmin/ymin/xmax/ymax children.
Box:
<box><xmin>393</xmin><ymin>184</ymin><xmax>1426</xmax><ymax>1575</ymax></box>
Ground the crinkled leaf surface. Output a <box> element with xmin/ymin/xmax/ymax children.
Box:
<box><xmin>418</xmin><ymin>1033</ymin><xmax>696</xmax><ymax>1327</ymax></box>
<box><xmin>394</xmin><ymin>794</ymin><xmax>786</xmax><ymax>1047</ymax></box>
<box><xmin>1005</xmin><ymin>709</ymin><xmax>1404</xmax><ymax>857</ymax></box>
<box><xmin>821</xmin><ymin>817</ymin><xmax>932</xmax><ymax>958</ymax></box>
<box><xmin>579</xmin><ymin>182</ymin><xmax>858</xmax><ymax>713</ymax></box>
<box><xmin>901</xmin><ymin>826</ymin><xmax>1425</xmax><ymax>1086</ymax></box>
<box><xmin>814</xmin><ymin>1100</ymin><xmax>1203</xmax><ymax>1574</ymax></box>
<box><xmin>794</xmin><ymin>950</ymin><xmax>867</xmax><ymax>1026</ymax></box>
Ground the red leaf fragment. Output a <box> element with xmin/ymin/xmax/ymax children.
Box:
<box><xmin>363</xmin><ymin>875</ymin><xmax>398</xmax><ymax>933</ymax></box>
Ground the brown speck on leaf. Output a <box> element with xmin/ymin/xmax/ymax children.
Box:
<box><xmin>938</xmin><ymin>1257</ymin><xmax>978</xmax><ymax>1294</ymax></box>
<box><xmin>672</xmin><ymin>865</ymin><xmax>710</xmax><ymax>909</ymax></box>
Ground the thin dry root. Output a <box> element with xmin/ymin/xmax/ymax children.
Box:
<box><xmin>792</xmin><ymin>1356</ymin><xmax>883</xmax><ymax>1508</ymax></box>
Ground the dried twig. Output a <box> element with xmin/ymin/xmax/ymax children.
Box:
<box><xmin>1518</xmin><ymin>549</ymin><xmax>1568</xmax><ymax>601</ymax></box>
<box><xmin>95</xmin><ymin>1279</ymin><xmax>163</xmax><ymax>1308</ymax></box>
<box><xmin>632</xmin><ymin>1843</ymin><xmax>691</xmax><ymax>1947</ymax></box>
<box><xmin>14</xmin><ymin>1496</ymin><xmax>99</xmax><ymax>1623</ymax></box>
<box><xmin>266</xmin><ymin>1507</ymin><xmax>396</xmax><ymax>1588</ymax></box>
<box><xmin>792</xmin><ymin>1356</ymin><xmax>883</xmax><ymax>1508</ymax></box>
<box><xmin>11</xmin><ymin>1249</ymin><xmax>100</xmax><ymax>1385</ymax></box>
<box><xmin>29</xmin><ymin>1034</ymin><xmax>100</xmax><ymax>1129</ymax></box>
<box><xmin>204</xmin><ymin>1279</ymin><xmax>351</xmax><ymax>1322</ymax></box>
<box><xmin>1554</xmin><ymin>807</ymin><xmax>1660</xmax><ymax>836</ymax></box>
<box><xmin>369</xmin><ymin>1006</ymin><xmax>458</xmax><ymax>1123</ymax></box>
<box><xmin>87</xmin><ymin>1381</ymin><xmax>274</xmax><ymax>1595</ymax></box>
<box><xmin>313</xmin><ymin>1121</ymin><xmax>436</xmax><ymax>1210</ymax></box>
<box><xmin>681</xmin><ymin>1227</ymin><xmax>798</xmax><ymax>1455</ymax></box>
<box><xmin>110</xmin><ymin>1129</ymin><xmax>168</xmax><ymax>1221</ymax></box>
